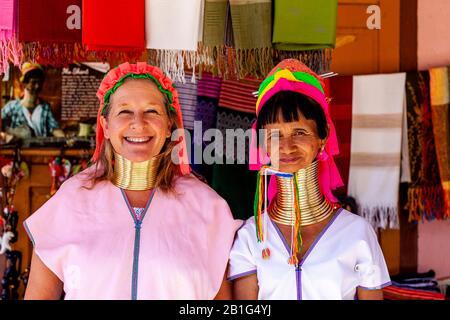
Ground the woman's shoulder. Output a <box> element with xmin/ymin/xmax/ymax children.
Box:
<box><xmin>333</xmin><ymin>208</ymin><xmax>378</xmax><ymax>239</ymax></box>
<box><xmin>336</xmin><ymin>208</ymin><xmax>369</xmax><ymax>225</ymax></box>
<box><xmin>231</xmin><ymin>214</ymin><xmax>257</xmax><ymax>237</ymax></box>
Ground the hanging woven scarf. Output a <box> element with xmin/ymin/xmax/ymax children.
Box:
<box><xmin>197</xmin><ymin>72</ymin><xmax>223</xmax><ymax>98</ymax></box>
<box><xmin>174</xmin><ymin>72</ymin><xmax>198</xmax><ymax>130</ymax></box>
<box><xmin>22</xmin><ymin>42</ymin><xmax>148</xmax><ymax>68</ymax></box>
<box><xmin>17</xmin><ymin>0</ymin><xmax>83</xmax><ymax>67</ymax></box>
<box><xmin>273</xmin><ymin>49</ymin><xmax>332</xmax><ymax>76</ymax></box>
<box><xmin>271</xmin><ymin>0</ymin><xmax>336</xmax><ymax>74</ymax></box>
<box><xmin>429</xmin><ymin>67</ymin><xmax>450</xmax><ymax>217</ymax></box>
<box><xmin>215</xmin><ymin>107</ymin><xmax>255</xmax><ymax>163</ymax></box>
<box><xmin>195</xmin><ymin>72</ymin><xmax>222</xmax><ymax>134</ymax></box>
<box><xmin>273</xmin><ymin>0</ymin><xmax>338</xmax><ymax>50</ymax></box>
<box><xmin>82</xmin><ymin>0</ymin><xmax>145</xmax><ymax>51</ymax></box>
<box><xmin>327</xmin><ymin>75</ymin><xmax>353</xmax><ymax>196</ymax></box>
<box><xmin>400</xmin><ymin>89</ymin><xmax>411</xmax><ymax>184</ymax></box>
<box><xmin>211</xmin><ymin>162</ymin><xmax>258</xmax><ymax>220</ymax></box>
<box><xmin>348</xmin><ymin>73</ymin><xmax>406</xmax><ymax>230</ymax></box>
<box><xmin>201</xmin><ymin>0</ymin><xmax>228</xmax><ymax>75</ymax></box>
<box><xmin>18</xmin><ymin>0</ymin><xmax>81</xmax><ymax>43</ymax></box>
<box><xmin>0</xmin><ymin>0</ymin><xmax>22</xmax><ymax>75</ymax></box>
<box><xmin>146</xmin><ymin>0</ymin><xmax>204</xmax><ymax>83</ymax></box>
<box><xmin>229</xmin><ymin>0</ymin><xmax>272</xmax><ymax>78</ymax></box>
<box><xmin>405</xmin><ymin>71</ymin><xmax>446</xmax><ymax>221</ymax></box>
<box><xmin>190</xmin><ymin>72</ymin><xmax>222</xmax><ymax>185</ymax></box>
<box><xmin>212</xmin><ymin>107</ymin><xmax>257</xmax><ymax>220</ymax></box>
<box><xmin>218</xmin><ymin>77</ymin><xmax>261</xmax><ymax>114</ymax></box>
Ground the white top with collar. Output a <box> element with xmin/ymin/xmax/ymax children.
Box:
<box><xmin>228</xmin><ymin>208</ymin><xmax>391</xmax><ymax>300</ymax></box>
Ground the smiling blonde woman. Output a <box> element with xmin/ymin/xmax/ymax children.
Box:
<box><xmin>23</xmin><ymin>62</ymin><xmax>241</xmax><ymax>300</ymax></box>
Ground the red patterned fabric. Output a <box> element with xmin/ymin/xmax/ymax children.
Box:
<box><xmin>327</xmin><ymin>76</ymin><xmax>353</xmax><ymax>195</ymax></box>
<box><xmin>218</xmin><ymin>78</ymin><xmax>261</xmax><ymax>114</ymax></box>
<box><xmin>82</xmin><ymin>0</ymin><xmax>145</xmax><ymax>51</ymax></box>
<box><xmin>383</xmin><ymin>285</ymin><xmax>445</xmax><ymax>300</ymax></box>
<box><xmin>18</xmin><ymin>0</ymin><xmax>81</xmax><ymax>42</ymax></box>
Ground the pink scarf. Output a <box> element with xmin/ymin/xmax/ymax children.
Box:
<box><xmin>0</xmin><ymin>0</ymin><xmax>22</xmax><ymax>74</ymax></box>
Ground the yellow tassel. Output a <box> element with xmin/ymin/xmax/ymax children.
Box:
<box><xmin>255</xmin><ymin>165</ymin><xmax>270</xmax><ymax>242</ymax></box>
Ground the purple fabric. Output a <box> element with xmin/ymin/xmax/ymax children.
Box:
<box><xmin>175</xmin><ymin>73</ymin><xmax>198</xmax><ymax>130</ymax></box>
<box><xmin>197</xmin><ymin>72</ymin><xmax>222</xmax><ymax>98</ymax></box>
<box><xmin>195</xmin><ymin>96</ymin><xmax>218</xmax><ymax>133</ymax></box>
<box><xmin>228</xmin><ymin>269</ymin><xmax>257</xmax><ymax>281</ymax></box>
<box><xmin>296</xmin><ymin>267</ymin><xmax>302</xmax><ymax>300</ymax></box>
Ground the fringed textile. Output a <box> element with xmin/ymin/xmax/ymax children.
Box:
<box><xmin>201</xmin><ymin>0</ymin><xmax>228</xmax><ymax>73</ymax></box>
<box><xmin>57</xmin><ymin>0</ymin><xmax>147</xmax><ymax>68</ymax></box>
<box><xmin>405</xmin><ymin>72</ymin><xmax>446</xmax><ymax>221</ymax></box>
<box><xmin>82</xmin><ymin>0</ymin><xmax>145</xmax><ymax>51</ymax></box>
<box><xmin>348</xmin><ymin>73</ymin><xmax>407</xmax><ymax>230</ymax></box>
<box><xmin>327</xmin><ymin>76</ymin><xmax>353</xmax><ymax>196</ymax></box>
<box><xmin>22</xmin><ymin>42</ymin><xmax>147</xmax><ymax>67</ymax></box>
<box><xmin>273</xmin><ymin>49</ymin><xmax>332</xmax><ymax>76</ymax></box>
<box><xmin>229</xmin><ymin>0</ymin><xmax>272</xmax><ymax>78</ymax></box>
<box><xmin>195</xmin><ymin>72</ymin><xmax>222</xmax><ymax>135</ymax></box>
<box><xmin>429</xmin><ymin>67</ymin><xmax>450</xmax><ymax>218</ymax></box>
<box><xmin>218</xmin><ymin>77</ymin><xmax>261</xmax><ymax>114</ymax></box>
<box><xmin>174</xmin><ymin>72</ymin><xmax>198</xmax><ymax>130</ymax></box>
<box><xmin>18</xmin><ymin>0</ymin><xmax>81</xmax><ymax>43</ymax></box>
<box><xmin>145</xmin><ymin>0</ymin><xmax>203</xmax><ymax>83</ymax></box>
<box><xmin>211</xmin><ymin>107</ymin><xmax>258</xmax><ymax>220</ymax></box>
<box><xmin>215</xmin><ymin>107</ymin><xmax>255</xmax><ymax>163</ymax></box>
<box><xmin>272</xmin><ymin>0</ymin><xmax>338</xmax><ymax>50</ymax></box>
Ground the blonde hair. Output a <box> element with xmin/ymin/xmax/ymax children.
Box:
<box><xmin>85</xmin><ymin>79</ymin><xmax>181</xmax><ymax>193</ymax></box>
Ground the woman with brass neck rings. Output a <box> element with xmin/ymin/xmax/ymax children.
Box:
<box><xmin>23</xmin><ymin>62</ymin><xmax>241</xmax><ymax>300</ymax></box>
<box><xmin>228</xmin><ymin>59</ymin><xmax>391</xmax><ymax>300</ymax></box>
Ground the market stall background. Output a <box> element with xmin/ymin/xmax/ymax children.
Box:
<box><xmin>1</xmin><ymin>0</ymin><xmax>450</xmax><ymax>300</ymax></box>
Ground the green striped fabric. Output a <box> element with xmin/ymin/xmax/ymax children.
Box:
<box><xmin>272</xmin><ymin>0</ymin><xmax>338</xmax><ymax>50</ymax></box>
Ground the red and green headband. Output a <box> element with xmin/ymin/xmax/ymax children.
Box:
<box><xmin>93</xmin><ymin>62</ymin><xmax>190</xmax><ymax>175</ymax></box>
<box><xmin>101</xmin><ymin>73</ymin><xmax>177</xmax><ymax>115</ymax></box>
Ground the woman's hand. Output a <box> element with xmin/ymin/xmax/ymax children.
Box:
<box><xmin>24</xmin><ymin>250</ymin><xmax>63</xmax><ymax>300</ymax></box>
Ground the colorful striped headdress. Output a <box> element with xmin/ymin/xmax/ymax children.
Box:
<box><xmin>251</xmin><ymin>59</ymin><xmax>343</xmax><ymax>263</ymax></box>
<box><xmin>93</xmin><ymin>62</ymin><xmax>191</xmax><ymax>175</ymax></box>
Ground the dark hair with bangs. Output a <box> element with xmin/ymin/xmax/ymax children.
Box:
<box><xmin>22</xmin><ymin>68</ymin><xmax>45</xmax><ymax>84</ymax></box>
<box><xmin>256</xmin><ymin>90</ymin><xmax>328</xmax><ymax>139</ymax></box>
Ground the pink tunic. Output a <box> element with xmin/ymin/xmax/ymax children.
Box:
<box><xmin>24</xmin><ymin>167</ymin><xmax>242</xmax><ymax>299</ymax></box>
